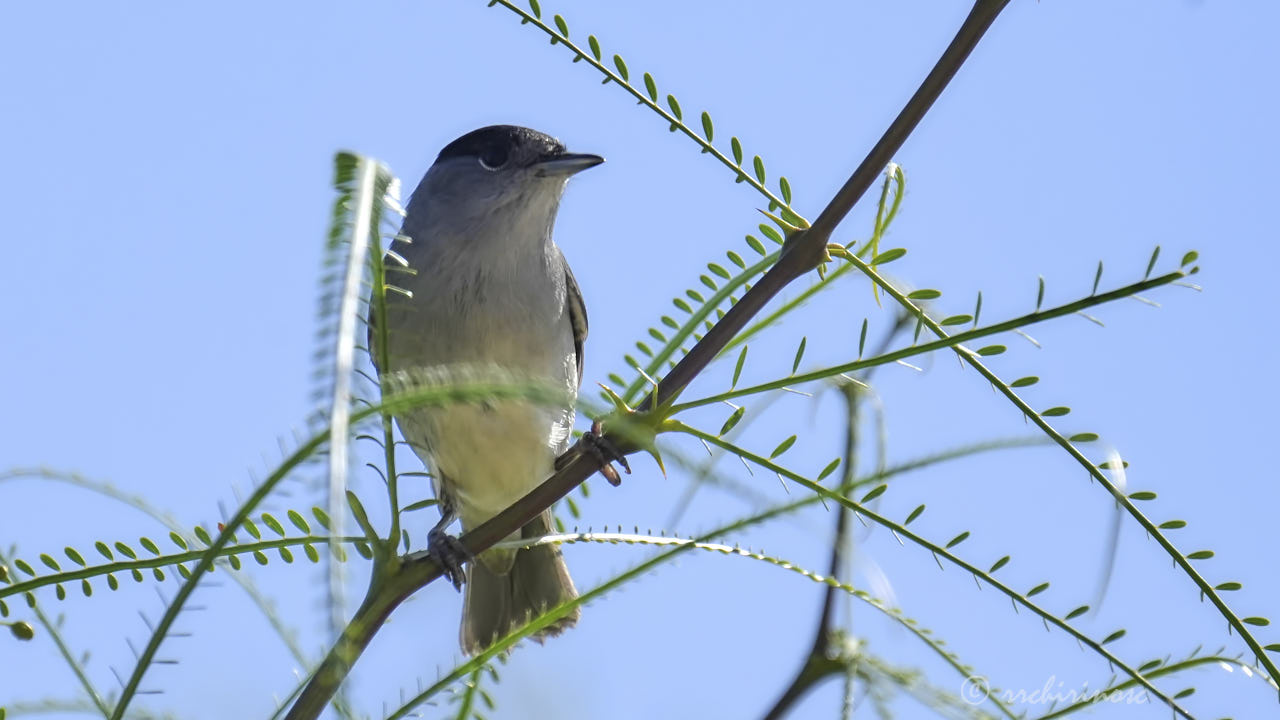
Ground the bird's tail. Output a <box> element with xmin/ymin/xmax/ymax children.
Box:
<box><xmin>460</xmin><ymin>510</ymin><xmax>579</xmax><ymax>655</ymax></box>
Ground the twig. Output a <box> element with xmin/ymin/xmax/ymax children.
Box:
<box><xmin>761</xmin><ymin>313</ymin><xmax>910</xmax><ymax>720</ymax></box>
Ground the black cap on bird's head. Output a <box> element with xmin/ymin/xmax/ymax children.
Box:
<box><xmin>435</xmin><ymin>125</ymin><xmax>603</xmax><ymax>177</ymax></box>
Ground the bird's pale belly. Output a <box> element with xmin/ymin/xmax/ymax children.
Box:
<box><xmin>398</xmin><ymin>398</ymin><xmax>564</xmax><ymax>530</ymax></box>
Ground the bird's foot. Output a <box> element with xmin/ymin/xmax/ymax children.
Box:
<box><xmin>427</xmin><ymin>526</ymin><xmax>471</xmax><ymax>591</ymax></box>
<box><xmin>581</xmin><ymin>419</ymin><xmax>631</xmax><ymax>487</ymax></box>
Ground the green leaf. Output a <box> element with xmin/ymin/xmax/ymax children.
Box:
<box><xmin>313</xmin><ymin>506</ymin><xmax>331</xmax><ymax>530</ymax></box>
<box><xmin>946</xmin><ymin>531</ymin><xmax>970</xmax><ymax>549</ymax></box>
<box><xmin>940</xmin><ymin>314</ymin><xmax>972</xmax><ymax>326</ymax></box>
<box><xmin>1215</xmin><ymin>581</ymin><xmax>1242</xmax><ymax>591</ymax></box>
<box><xmin>347</xmin><ymin>490</ymin><xmax>373</xmax><ymax>533</ymax></box>
<box><xmin>779</xmin><ymin>176</ymin><xmax>792</xmax><ymax>204</ymax></box>
<box><xmin>1128</xmin><ymin>491</ymin><xmax>1157</xmax><ymax>501</ymax></box>
<box><xmin>253</xmin><ymin>550</ymin><xmax>269</xmax><ymax>566</ymax></box>
<box><xmin>1138</xmin><ymin>659</ymin><xmax>1163</xmax><ymax>673</ymax></box>
<box><xmin>817</xmin><ymin>458</ymin><xmax>841</xmax><ymax>481</ymax></box>
<box><xmin>905</xmin><ymin>504</ymin><xmax>925</xmax><ymax>525</ymax></box>
<box><xmin>907</xmin><ymin>289</ymin><xmax>941</xmax><ymax>300</ymax></box>
<box><xmin>759</xmin><ymin>224</ymin><xmax>783</xmax><ymax>245</ymax></box>
<box><xmin>1101</xmin><ymin>629</ymin><xmax>1126</xmax><ymax>645</ymax></box>
<box><xmin>140</xmin><ymin>537</ymin><xmax>161</xmax><ymax>555</ymax></box>
<box><xmin>870</xmin><ymin>249</ymin><xmax>911</xmax><ymax>266</ymax></box>
<box><xmin>39</xmin><ymin>554</ymin><xmax>60</xmax><ymax>572</ymax></box>
<box><xmin>527</xmin><ymin>0</ymin><xmax>541</xmax><ymax>18</ymax></box>
<box><xmin>726</xmin><ymin>250</ymin><xmax>745</xmax><ymax>269</ymax></box>
<box><xmin>94</xmin><ymin>541</ymin><xmax>113</xmax><ymax>560</ymax></box>
<box><xmin>243</xmin><ymin>519</ymin><xmax>262</xmax><ymax>540</ymax></box>
<box><xmin>1159</xmin><ymin>519</ymin><xmax>1186</xmax><ymax>529</ymax></box>
<box><xmin>791</xmin><ymin>337</ymin><xmax>807</xmax><ymax>374</ymax></box>
<box><xmin>1069</xmin><ymin>433</ymin><xmax>1098</xmax><ymax>442</ymax></box>
<box><xmin>700</xmin><ymin>111</ymin><xmax>714</xmax><ymax>142</ymax></box>
<box><xmin>1145</xmin><ymin>245</ymin><xmax>1161</xmax><ymax>279</ymax></box>
<box><xmin>1036</xmin><ymin>276</ymin><xmax>1045</xmax><ymax>311</ymax></box>
<box><xmin>1010</xmin><ymin>376</ymin><xmax>1039</xmax><ymax>388</ymax></box>
<box><xmin>860</xmin><ymin>484</ymin><xmax>887</xmax><ymax>503</ymax></box>
<box><xmin>612</xmin><ymin>54</ymin><xmax>629</xmax><ymax>82</ymax></box>
<box><xmin>1040</xmin><ymin>406</ymin><xmax>1070</xmax><ymax>417</ymax></box>
<box><xmin>81</xmin><ymin>579</ymin><xmax>92</xmax><ymax>597</ymax></box>
<box><xmin>65</xmin><ymin>547</ymin><xmax>86</xmax><ymax>567</ymax></box>
<box><xmin>977</xmin><ymin>345</ymin><xmax>1005</xmax><ymax>356</ymax></box>
<box><xmin>262</xmin><ymin>513</ymin><xmax>286</xmax><ymax>537</ymax></box>
<box><xmin>673</xmin><ymin>297</ymin><xmax>693</xmax><ymax>313</ymax></box>
<box><xmin>708</xmin><ymin>262</ymin><xmax>731</xmax><ymax>280</ymax></box>
<box><xmin>107</xmin><ymin>574</ymin><xmax>119</xmax><ymax>591</ymax></box>
<box><xmin>1065</xmin><ymin>605</ymin><xmax>1090</xmax><ymax>620</ymax></box>
<box><xmin>402</xmin><ymin>498</ymin><xmax>439</xmax><ymax>513</ymax></box>
<box><xmin>731</xmin><ymin>136</ymin><xmax>743</xmax><ymax>165</ymax></box>
<box><xmin>169</xmin><ymin>532</ymin><xmax>188</xmax><ymax>550</ymax></box>
<box><xmin>1181</xmin><ymin>250</ymin><xmax>1199</xmax><ymax>266</ymax></box>
<box><xmin>1265</xmin><ymin>644</ymin><xmax>1280</xmax><ymax>653</ymax></box>
<box><xmin>553</xmin><ymin>14</ymin><xmax>568</xmax><ymax>37</ymax></box>
<box><xmin>1173</xmin><ymin>687</ymin><xmax>1195</xmax><ymax>700</ymax></box>
<box><xmin>732</xmin><ymin>346</ymin><xmax>748</xmax><ymax>389</ymax></box>
<box><xmin>745</xmin><ymin>235</ymin><xmax>766</xmax><ymax>255</ymax></box>
<box><xmin>588</xmin><ymin>35</ymin><xmax>602</xmax><ymax>60</ymax></box>
<box><xmin>770</xmin><ymin>435</ymin><xmax>797</xmax><ymax>459</ymax></box>
<box><xmin>661</xmin><ymin>315</ymin><xmax>679</xmax><ymax>330</ymax></box>
<box><xmin>719</xmin><ymin>407</ymin><xmax>745</xmax><ymax>436</ymax></box>
<box><xmin>304</xmin><ymin>544</ymin><xmax>320</xmax><ymax>563</ymax></box>
<box><xmin>1092</xmin><ymin>261</ymin><xmax>1103</xmax><ymax>295</ymax></box>
<box><xmin>14</xmin><ymin>559</ymin><xmax>35</xmax><ymax>577</ymax></box>
<box><xmin>858</xmin><ymin>318</ymin><xmax>868</xmax><ymax>358</ymax></box>
<box><xmin>649</xmin><ymin>327</ymin><xmax>667</xmax><ymax>343</ymax></box>
<box><xmin>1186</xmin><ymin>550</ymin><xmax>1214</xmax><ymax>560</ymax></box>
<box><xmin>989</xmin><ymin>556</ymin><xmax>1010</xmax><ymax>573</ymax></box>
<box><xmin>194</xmin><ymin>520</ymin><xmax>215</xmax><ymax>543</ymax></box>
<box><xmin>973</xmin><ymin>292</ymin><xmax>983</xmax><ymax>327</ymax></box>
<box><xmin>1243</xmin><ymin>617</ymin><xmax>1270</xmax><ymax>626</ymax></box>
<box><xmin>642</xmin><ymin>73</ymin><xmax>657</xmax><ymax>101</ymax></box>
<box><xmin>753</xmin><ymin>155</ymin><xmax>765</xmax><ymax>184</ymax></box>
<box><xmin>10</xmin><ymin>621</ymin><xmax>34</xmax><ymax>641</ymax></box>
<box><xmin>288</xmin><ymin>509</ymin><xmax>311</xmax><ymax>534</ymax></box>
<box><xmin>1027</xmin><ymin>582</ymin><xmax>1049</xmax><ymax>597</ymax></box>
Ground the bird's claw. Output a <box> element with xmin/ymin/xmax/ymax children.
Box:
<box><xmin>427</xmin><ymin>527</ymin><xmax>471</xmax><ymax>591</ymax></box>
<box><xmin>582</xmin><ymin>419</ymin><xmax>631</xmax><ymax>487</ymax></box>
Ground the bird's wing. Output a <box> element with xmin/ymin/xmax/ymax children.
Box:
<box><xmin>563</xmin><ymin>259</ymin><xmax>588</xmax><ymax>388</ymax></box>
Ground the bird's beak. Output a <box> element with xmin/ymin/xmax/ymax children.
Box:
<box><xmin>534</xmin><ymin>152</ymin><xmax>605</xmax><ymax>177</ymax></box>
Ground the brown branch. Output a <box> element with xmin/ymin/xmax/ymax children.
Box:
<box><xmin>286</xmin><ymin>2</ymin><xmax>1012</xmax><ymax>717</ymax></box>
<box><xmin>761</xmin><ymin>312</ymin><xmax>910</xmax><ymax>720</ymax></box>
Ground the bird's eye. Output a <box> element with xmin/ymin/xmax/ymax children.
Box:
<box><xmin>477</xmin><ymin>145</ymin><xmax>509</xmax><ymax>171</ymax></box>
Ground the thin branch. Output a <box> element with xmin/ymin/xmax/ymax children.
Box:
<box><xmin>762</xmin><ymin>314</ymin><xmax>925</xmax><ymax>720</ymax></box>
<box><xmin>671</xmin><ymin>269</ymin><xmax>1186</xmax><ymax>413</ymax></box>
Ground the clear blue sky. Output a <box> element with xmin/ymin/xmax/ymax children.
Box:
<box><xmin>2</xmin><ymin>2</ymin><xmax>1277</xmax><ymax>718</ymax></box>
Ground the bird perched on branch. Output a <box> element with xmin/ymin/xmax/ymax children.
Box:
<box><xmin>371</xmin><ymin>125</ymin><xmax>620</xmax><ymax>654</ymax></box>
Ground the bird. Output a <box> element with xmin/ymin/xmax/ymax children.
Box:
<box><xmin>370</xmin><ymin>125</ymin><xmax>607</xmax><ymax>655</ymax></box>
